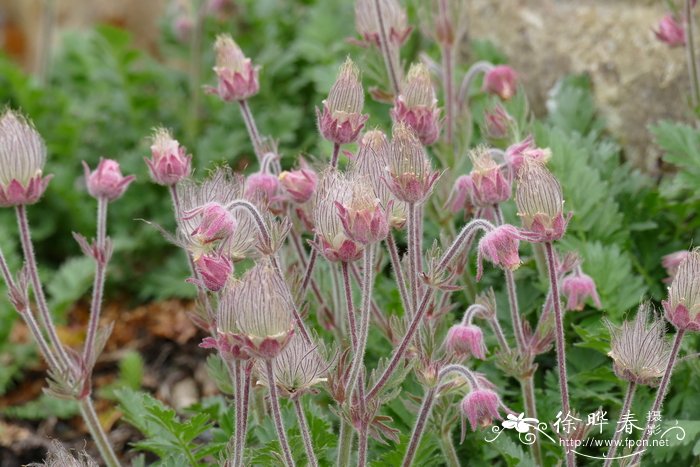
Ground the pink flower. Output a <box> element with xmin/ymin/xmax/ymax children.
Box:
<box><xmin>445</xmin><ymin>324</ymin><xmax>487</xmax><ymax>359</ymax></box>
<box><xmin>467</xmin><ymin>148</ymin><xmax>511</xmax><ymax>207</ymax></box>
<box><xmin>391</xmin><ymin>63</ymin><xmax>441</xmax><ymax>145</ymax></box>
<box><xmin>483</xmin><ymin>105</ymin><xmax>514</xmax><ymax>140</ymax></box>
<box><xmin>83</xmin><ymin>158</ymin><xmax>135</xmax><ymax>201</ymax></box>
<box><xmin>662</xmin><ymin>250</ymin><xmax>690</xmax><ymax>283</ymax></box>
<box><xmin>335</xmin><ymin>198</ymin><xmax>389</xmax><ymax>245</ymax></box>
<box><xmin>561</xmin><ymin>271</ymin><xmax>602</xmax><ymax>311</ymax></box>
<box><xmin>316</xmin><ymin>58</ymin><xmax>368</xmax><ymax>146</ymax></box>
<box><xmin>505</xmin><ymin>136</ymin><xmax>551</xmax><ymax>175</ymax></box>
<box><xmin>279</xmin><ymin>167</ymin><xmax>318</xmax><ymax>204</ymax></box>
<box><xmin>477</xmin><ymin>225</ymin><xmax>521</xmax><ymax>279</ymax></box>
<box><xmin>460</xmin><ymin>388</ymin><xmax>502</xmax><ymax>432</ymax></box>
<box><xmin>145</xmin><ymin>128</ymin><xmax>191</xmax><ymax>186</ymax></box>
<box><xmin>483</xmin><ymin>65</ymin><xmax>518</xmax><ymax>100</ymax></box>
<box><xmin>446</xmin><ymin>175</ymin><xmax>474</xmax><ymax>214</ymax></box>
<box><xmin>245</xmin><ymin>172</ymin><xmax>280</xmax><ymax>201</ymax></box>
<box><xmin>192</xmin><ymin>252</ymin><xmax>232</xmax><ymax>292</ymax></box>
<box><xmin>207</xmin><ymin>35</ymin><xmax>259</xmax><ymax>102</ymax></box>
<box><xmin>655</xmin><ymin>14</ymin><xmax>685</xmax><ymax>47</ymax></box>
<box><xmin>184</xmin><ymin>202</ymin><xmax>237</xmax><ymax>244</ymax></box>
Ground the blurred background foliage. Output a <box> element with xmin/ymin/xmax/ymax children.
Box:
<box><xmin>1</xmin><ymin>0</ymin><xmax>700</xmax><ymax>464</ymax></box>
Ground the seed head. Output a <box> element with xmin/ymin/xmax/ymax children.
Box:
<box><xmin>386</xmin><ymin>123</ymin><xmax>440</xmax><ymax>204</ymax></box>
<box><xmin>145</xmin><ymin>128</ymin><xmax>191</xmax><ymax>186</ymax></box>
<box><xmin>317</xmin><ymin>58</ymin><xmax>368</xmax><ymax>145</ymax></box>
<box><xmin>209</xmin><ymin>34</ymin><xmax>259</xmax><ymax>101</ymax></box>
<box><xmin>0</xmin><ymin>110</ymin><xmax>51</xmax><ymax>207</ymax></box>
<box><xmin>663</xmin><ymin>249</ymin><xmax>700</xmax><ymax>331</ymax></box>
<box><xmin>219</xmin><ymin>259</ymin><xmax>294</xmax><ymax>359</ymax></box>
<box><xmin>605</xmin><ymin>304</ymin><xmax>671</xmax><ymax>386</ymax></box>
<box><xmin>83</xmin><ymin>158</ymin><xmax>135</xmax><ymax>202</ymax></box>
<box><xmin>355</xmin><ymin>0</ymin><xmax>411</xmax><ymax>47</ymax></box>
<box><xmin>655</xmin><ymin>14</ymin><xmax>685</xmax><ymax>47</ymax></box>
<box><xmin>483</xmin><ymin>65</ymin><xmax>518</xmax><ymax>100</ymax></box>
<box><xmin>255</xmin><ymin>335</ymin><xmax>331</xmax><ymax>397</ymax></box>
<box><xmin>335</xmin><ymin>177</ymin><xmax>389</xmax><ymax>245</ymax></box>
<box><xmin>391</xmin><ymin>63</ymin><xmax>440</xmax><ymax>145</ymax></box>
<box><xmin>515</xmin><ymin>162</ymin><xmax>569</xmax><ymax>242</ymax></box>
<box><xmin>445</xmin><ymin>324</ymin><xmax>487</xmax><ymax>359</ymax></box>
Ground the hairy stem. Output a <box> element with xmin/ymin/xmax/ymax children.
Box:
<box><xmin>79</xmin><ymin>397</ymin><xmax>121</xmax><ymax>467</ymax></box>
<box><xmin>386</xmin><ymin>233</ymin><xmax>411</xmax><ymax>317</ymax></box>
<box><xmin>228</xmin><ymin>360</ymin><xmax>243</xmax><ymax>467</ymax></box>
<box><xmin>407</xmin><ymin>203</ymin><xmax>420</xmax><ymax>316</ymax></box>
<box><xmin>631</xmin><ymin>330</ymin><xmax>685</xmax><ymax>464</ymax></box>
<box><xmin>293</xmin><ymin>398</ymin><xmax>319</xmax><ymax>467</ymax></box>
<box><xmin>457</xmin><ymin>61</ymin><xmax>494</xmax><ymax>110</ymax></box>
<box><xmin>341</xmin><ymin>262</ymin><xmax>359</xmax><ymax>349</ymax></box>
<box><xmin>544</xmin><ymin>242</ymin><xmax>574</xmax><ymax>467</ymax></box>
<box><xmin>440</xmin><ymin>0</ymin><xmax>454</xmax><ymax>144</ymax></box>
<box><xmin>686</xmin><ymin>0</ymin><xmax>700</xmax><ymax>109</ymax></box>
<box><xmin>358</xmin><ymin>427</ymin><xmax>369</xmax><ymax>467</ymax></box>
<box><xmin>439</xmin><ymin>431</ymin><xmax>460</xmax><ymax>467</ymax></box>
<box><xmin>373</xmin><ymin>0</ymin><xmax>401</xmax><ymax>94</ymax></box>
<box><xmin>16</xmin><ymin>205</ymin><xmax>74</xmax><ymax>373</ymax></box>
<box><xmin>186</xmin><ymin>0</ymin><xmax>206</xmax><ymax>141</ymax></box>
<box><xmin>402</xmin><ymin>387</ymin><xmax>437</xmax><ymax>467</ymax></box>
<box><xmin>239</xmin><ymin>365</ymin><xmax>251</xmax><ymax>467</ymax></box>
<box><xmin>82</xmin><ymin>197</ymin><xmax>108</xmax><ymax>371</ymax></box>
<box><xmin>350</xmin><ymin>262</ymin><xmax>392</xmax><ymax>339</ymax></box>
<box><xmin>521</xmin><ymin>375</ymin><xmax>542</xmax><ymax>466</ymax></box>
<box><xmin>238</xmin><ymin>99</ymin><xmax>263</xmax><ymax>164</ymax></box>
<box><xmin>265</xmin><ymin>360</ymin><xmax>295</xmax><ymax>467</ymax></box>
<box><xmin>330</xmin><ymin>143</ymin><xmax>341</xmax><ymax>169</ymax></box>
<box><xmin>336</xmin><ymin>420</ymin><xmax>354</xmax><ymax>466</ymax></box>
<box><xmin>603</xmin><ymin>381</ymin><xmax>637</xmax><ymax>467</ymax></box>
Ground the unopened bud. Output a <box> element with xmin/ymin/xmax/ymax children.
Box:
<box><xmin>483</xmin><ymin>65</ymin><xmax>518</xmax><ymax>100</ymax></box>
<box><xmin>655</xmin><ymin>14</ymin><xmax>685</xmax><ymax>47</ymax></box>
<box><xmin>663</xmin><ymin>249</ymin><xmax>700</xmax><ymax>331</ymax></box>
<box><xmin>193</xmin><ymin>252</ymin><xmax>232</xmax><ymax>292</ymax></box>
<box><xmin>467</xmin><ymin>147</ymin><xmax>511</xmax><ymax>206</ymax></box>
<box><xmin>391</xmin><ymin>63</ymin><xmax>440</xmax><ymax>145</ymax></box>
<box><xmin>446</xmin><ymin>324</ymin><xmax>487</xmax><ymax>359</ymax></box>
<box><xmin>279</xmin><ymin>166</ymin><xmax>318</xmax><ymax>204</ymax></box>
<box><xmin>209</xmin><ymin>35</ymin><xmax>259</xmax><ymax>101</ymax></box>
<box><xmin>146</xmin><ymin>128</ymin><xmax>191</xmax><ymax>186</ymax></box>
<box><xmin>477</xmin><ymin>225</ymin><xmax>521</xmax><ymax>280</ymax></box>
<box><xmin>83</xmin><ymin>158</ymin><xmax>135</xmax><ymax>201</ymax></box>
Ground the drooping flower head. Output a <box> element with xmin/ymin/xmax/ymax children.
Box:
<box><xmin>477</xmin><ymin>224</ymin><xmax>521</xmax><ymax>280</ymax></box>
<box><xmin>655</xmin><ymin>14</ymin><xmax>685</xmax><ymax>47</ymax></box>
<box><xmin>505</xmin><ymin>136</ymin><xmax>551</xmax><ymax>175</ymax></box>
<box><xmin>219</xmin><ymin>259</ymin><xmax>294</xmax><ymax>359</ymax></box>
<box><xmin>460</xmin><ymin>388</ymin><xmax>502</xmax><ymax>432</ymax></box>
<box><xmin>467</xmin><ymin>146</ymin><xmax>511</xmax><ymax>207</ymax></box>
<box><xmin>312</xmin><ymin>170</ymin><xmax>364</xmax><ymax>262</ymax></box>
<box><xmin>255</xmin><ymin>334</ymin><xmax>332</xmax><ymax>398</ymax></box>
<box><xmin>176</xmin><ymin>168</ymin><xmax>259</xmax><ymax>260</ymax></box>
<box><xmin>0</xmin><ymin>110</ymin><xmax>51</xmax><ymax>207</ymax></box>
<box><xmin>662</xmin><ymin>250</ymin><xmax>690</xmax><ymax>283</ymax></box>
<box><xmin>279</xmin><ymin>161</ymin><xmax>318</xmax><ymax>204</ymax></box>
<box><xmin>445</xmin><ymin>324</ymin><xmax>487</xmax><ymax>359</ymax></box>
<box><xmin>663</xmin><ymin>249</ymin><xmax>700</xmax><ymax>331</ymax></box>
<box><xmin>482</xmin><ymin>104</ymin><xmax>515</xmax><ymax>141</ymax></box>
<box><xmin>349</xmin><ymin>129</ymin><xmax>407</xmax><ymax>228</ymax></box>
<box><xmin>354</xmin><ymin>0</ymin><xmax>411</xmax><ymax>47</ymax></box>
<box><xmin>385</xmin><ymin>123</ymin><xmax>440</xmax><ymax>204</ymax></box>
<box><xmin>192</xmin><ymin>251</ymin><xmax>233</xmax><ymax>292</ymax></box>
<box><xmin>483</xmin><ymin>65</ymin><xmax>518</xmax><ymax>100</ymax></box>
<box><xmin>335</xmin><ymin>176</ymin><xmax>389</xmax><ymax>245</ymax></box>
<box><xmin>561</xmin><ymin>268</ymin><xmax>602</xmax><ymax>311</ymax></box>
<box><xmin>446</xmin><ymin>175</ymin><xmax>474</xmax><ymax>215</ymax></box>
<box><xmin>83</xmin><ymin>158</ymin><xmax>135</xmax><ymax>202</ymax></box>
<box><xmin>515</xmin><ymin>162</ymin><xmax>569</xmax><ymax>242</ymax></box>
<box><xmin>605</xmin><ymin>304</ymin><xmax>671</xmax><ymax>386</ymax></box>
<box><xmin>145</xmin><ymin>128</ymin><xmax>191</xmax><ymax>186</ymax></box>
<box><xmin>208</xmin><ymin>34</ymin><xmax>260</xmax><ymax>102</ymax></box>
<box><xmin>317</xmin><ymin>58</ymin><xmax>369</xmax><ymax>146</ymax></box>
<box><xmin>391</xmin><ymin>63</ymin><xmax>440</xmax><ymax>145</ymax></box>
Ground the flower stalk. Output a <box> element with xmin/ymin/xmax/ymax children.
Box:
<box><xmin>293</xmin><ymin>398</ymin><xmax>319</xmax><ymax>467</ymax></box>
<box><xmin>603</xmin><ymin>381</ymin><xmax>637</xmax><ymax>467</ymax></box>
<box><xmin>265</xmin><ymin>359</ymin><xmax>296</xmax><ymax>466</ymax></box>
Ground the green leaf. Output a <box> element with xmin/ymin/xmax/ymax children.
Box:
<box><xmin>650</xmin><ymin>120</ymin><xmax>700</xmax><ymax>199</ymax></box>
<box><xmin>45</xmin><ymin>256</ymin><xmax>94</xmax><ymax>317</ymax></box>
<box><xmin>1</xmin><ymin>393</ymin><xmax>79</xmax><ymax>420</ymax></box>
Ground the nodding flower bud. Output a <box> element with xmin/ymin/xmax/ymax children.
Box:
<box><xmin>515</xmin><ymin>162</ymin><xmax>569</xmax><ymax>242</ymax></box>
<box><xmin>460</xmin><ymin>388</ymin><xmax>502</xmax><ymax>432</ymax></box>
<box><xmin>477</xmin><ymin>225</ymin><xmax>521</xmax><ymax>280</ymax></box>
<box><xmin>145</xmin><ymin>128</ymin><xmax>191</xmax><ymax>186</ymax></box>
<box><xmin>279</xmin><ymin>165</ymin><xmax>318</xmax><ymax>204</ymax></box>
<box><xmin>245</xmin><ymin>172</ymin><xmax>280</xmax><ymax>202</ymax></box>
<box><xmin>184</xmin><ymin>202</ymin><xmax>237</xmax><ymax>245</ymax></box>
<box><xmin>83</xmin><ymin>158</ymin><xmax>135</xmax><ymax>201</ymax></box>
<box><xmin>355</xmin><ymin>0</ymin><xmax>411</xmax><ymax>47</ymax></box>
<box><xmin>385</xmin><ymin>123</ymin><xmax>440</xmax><ymax>204</ymax></box>
<box><xmin>663</xmin><ymin>249</ymin><xmax>700</xmax><ymax>331</ymax></box>
<box><xmin>391</xmin><ymin>63</ymin><xmax>440</xmax><ymax>145</ymax></box>
<box><xmin>446</xmin><ymin>324</ymin><xmax>487</xmax><ymax>359</ymax></box>
<box><xmin>605</xmin><ymin>304</ymin><xmax>671</xmax><ymax>387</ymax></box>
<box><xmin>208</xmin><ymin>34</ymin><xmax>259</xmax><ymax>102</ymax></box>
<box><xmin>662</xmin><ymin>250</ymin><xmax>690</xmax><ymax>283</ymax></box>
<box><xmin>483</xmin><ymin>105</ymin><xmax>514</xmax><ymax>141</ymax></box>
<box><xmin>219</xmin><ymin>259</ymin><xmax>295</xmax><ymax>359</ymax></box>
<box><xmin>467</xmin><ymin>147</ymin><xmax>511</xmax><ymax>207</ymax></box>
<box><xmin>505</xmin><ymin>136</ymin><xmax>551</xmax><ymax>175</ymax></box>
<box><xmin>655</xmin><ymin>14</ymin><xmax>685</xmax><ymax>47</ymax></box>
<box><xmin>335</xmin><ymin>181</ymin><xmax>389</xmax><ymax>245</ymax></box>
<box><xmin>561</xmin><ymin>269</ymin><xmax>602</xmax><ymax>311</ymax></box>
<box><xmin>316</xmin><ymin>58</ymin><xmax>368</xmax><ymax>145</ymax></box>
<box><xmin>446</xmin><ymin>175</ymin><xmax>474</xmax><ymax>215</ymax></box>
<box><xmin>350</xmin><ymin>129</ymin><xmax>407</xmax><ymax>228</ymax></box>
<box><xmin>192</xmin><ymin>252</ymin><xmax>232</xmax><ymax>292</ymax></box>
<box><xmin>313</xmin><ymin>170</ymin><xmax>364</xmax><ymax>262</ymax></box>
<box><xmin>0</xmin><ymin>110</ymin><xmax>51</xmax><ymax>207</ymax></box>
<box><xmin>483</xmin><ymin>65</ymin><xmax>518</xmax><ymax>100</ymax></box>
